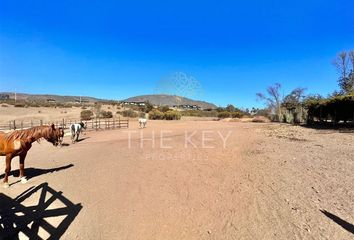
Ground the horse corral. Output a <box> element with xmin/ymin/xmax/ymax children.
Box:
<box><xmin>1</xmin><ymin>120</ymin><xmax>353</xmax><ymax>239</ymax></box>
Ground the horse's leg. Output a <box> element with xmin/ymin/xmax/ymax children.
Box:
<box><xmin>3</xmin><ymin>154</ymin><xmax>13</xmax><ymax>188</ymax></box>
<box><xmin>19</xmin><ymin>152</ymin><xmax>28</xmax><ymax>183</ymax></box>
<box><xmin>71</xmin><ymin>132</ymin><xmax>75</xmax><ymax>144</ymax></box>
<box><xmin>76</xmin><ymin>132</ymin><xmax>79</xmax><ymax>141</ymax></box>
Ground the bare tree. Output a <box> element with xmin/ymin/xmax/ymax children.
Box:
<box><xmin>349</xmin><ymin>50</ymin><xmax>354</xmax><ymax>70</ymax></box>
<box><xmin>256</xmin><ymin>83</ymin><xmax>282</xmax><ymax>121</ymax></box>
<box><xmin>333</xmin><ymin>51</ymin><xmax>349</xmax><ymax>79</ymax></box>
<box><xmin>333</xmin><ymin>51</ymin><xmax>354</xmax><ymax>93</ymax></box>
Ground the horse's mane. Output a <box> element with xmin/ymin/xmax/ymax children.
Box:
<box><xmin>4</xmin><ymin>125</ymin><xmax>53</xmax><ymax>142</ymax></box>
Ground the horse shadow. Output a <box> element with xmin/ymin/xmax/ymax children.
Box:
<box><xmin>76</xmin><ymin>137</ymin><xmax>89</xmax><ymax>142</ymax></box>
<box><xmin>0</xmin><ymin>164</ymin><xmax>74</xmax><ymax>184</ymax></box>
<box><xmin>321</xmin><ymin>210</ymin><xmax>354</xmax><ymax>234</ymax></box>
<box><xmin>0</xmin><ymin>182</ymin><xmax>82</xmax><ymax>239</ymax></box>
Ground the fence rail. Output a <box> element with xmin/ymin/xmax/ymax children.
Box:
<box><xmin>0</xmin><ymin>118</ymin><xmax>129</xmax><ymax>132</ymax></box>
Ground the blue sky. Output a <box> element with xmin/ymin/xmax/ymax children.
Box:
<box><xmin>0</xmin><ymin>0</ymin><xmax>353</xmax><ymax>108</ymax></box>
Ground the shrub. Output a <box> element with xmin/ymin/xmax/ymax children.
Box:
<box><xmin>252</xmin><ymin>116</ymin><xmax>270</xmax><ymax>123</ymax></box>
<box><xmin>81</xmin><ymin>110</ymin><xmax>94</xmax><ymax>120</ymax></box>
<box><xmin>122</xmin><ymin>109</ymin><xmax>138</xmax><ymax>118</ymax></box>
<box><xmin>305</xmin><ymin>93</ymin><xmax>354</xmax><ymax>123</ymax></box>
<box><xmin>230</xmin><ymin>111</ymin><xmax>243</xmax><ymax>118</ymax></box>
<box><xmin>180</xmin><ymin>109</ymin><xmax>218</xmax><ymax>117</ymax></box>
<box><xmin>100</xmin><ymin>110</ymin><xmax>113</xmax><ymax>118</ymax></box>
<box><xmin>14</xmin><ymin>103</ymin><xmax>25</xmax><ymax>108</ymax></box>
<box><xmin>164</xmin><ymin>110</ymin><xmax>181</xmax><ymax>120</ymax></box>
<box><xmin>138</xmin><ymin>112</ymin><xmax>146</xmax><ymax>118</ymax></box>
<box><xmin>148</xmin><ymin>109</ymin><xmax>164</xmax><ymax>120</ymax></box>
<box><xmin>217</xmin><ymin>111</ymin><xmax>231</xmax><ymax>118</ymax></box>
<box><xmin>159</xmin><ymin>105</ymin><xmax>170</xmax><ymax>113</ymax></box>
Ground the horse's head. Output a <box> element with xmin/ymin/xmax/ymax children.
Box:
<box><xmin>43</xmin><ymin>124</ymin><xmax>61</xmax><ymax>146</ymax></box>
<box><xmin>55</xmin><ymin>127</ymin><xmax>65</xmax><ymax>145</ymax></box>
<box><xmin>80</xmin><ymin>121</ymin><xmax>87</xmax><ymax>130</ymax></box>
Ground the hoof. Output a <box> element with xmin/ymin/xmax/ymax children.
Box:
<box><xmin>3</xmin><ymin>182</ymin><xmax>9</xmax><ymax>188</ymax></box>
<box><xmin>20</xmin><ymin>177</ymin><xmax>28</xmax><ymax>184</ymax></box>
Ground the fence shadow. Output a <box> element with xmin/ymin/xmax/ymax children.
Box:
<box><xmin>321</xmin><ymin>210</ymin><xmax>354</xmax><ymax>234</ymax></box>
<box><xmin>0</xmin><ymin>164</ymin><xmax>74</xmax><ymax>183</ymax></box>
<box><xmin>0</xmin><ymin>182</ymin><xmax>82</xmax><ymax>239</ymax></box>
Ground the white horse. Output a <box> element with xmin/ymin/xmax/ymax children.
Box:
<box><xmin>70</xmin><ymin>122</ymin><xmax>86</xmax><ymax>143</ymax></box>
<box><xmin>138</xmin><ymin>118</ymin><xmax>147</xmax><ymax>128</ymax></box>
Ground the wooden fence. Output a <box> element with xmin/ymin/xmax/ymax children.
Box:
<box><xmin>0</xmin><ymin>118</ymin><xmax>129</xmax><ymax>131</ymax></box>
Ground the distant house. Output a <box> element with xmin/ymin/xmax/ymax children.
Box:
<box><xmin>173</xmin><ymin>104</ymin><xmax>201</xmax><ymax>110</ymax></box>
<box><xmin>122</xmin><ymin>101</ymin><xmax>146</xmax><ymax>106</ymax></box>
<box><xmin>0</xmin><ymin>94</ymin><xmax>10</xmax><ymax>100</ymax></box>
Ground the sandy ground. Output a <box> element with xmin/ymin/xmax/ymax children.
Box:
<box><xmin>0</xmin><ymin>121</ymin><xmax>353</xmax><ymax>239</ymax></box>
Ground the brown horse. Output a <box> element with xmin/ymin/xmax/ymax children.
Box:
<box><xmin>55</xmin><ymin>127</ymin><xmax>65</xmax><ymax>146</ymax></box>
<box><xmin>0</xmin><ymin>124</ymin><xmax>60</xmax><ymax>188</ymax></box>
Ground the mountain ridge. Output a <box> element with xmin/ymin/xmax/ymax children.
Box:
<box><xmin>0</xmin><ymin>92</ymin><xmax>217</xmax><ymax>109</ymax></box>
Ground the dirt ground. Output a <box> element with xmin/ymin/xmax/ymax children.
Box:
<box><xmin>0</xmin><ymin>121</ymin><xmax>353</xmax><ymax>239</ymax></box>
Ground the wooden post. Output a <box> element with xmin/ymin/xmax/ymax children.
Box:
<box><xmin>13</xmin><ymin>120</ymin><xmax>16</xmax><ymax>130</ymax></box>
<box><xmin>9</xmin><ymin>121</ymin><xmax>11</xmax><ymax>130</ymax></box>
<box><xmin>40</xmin><ymin>120</ymin><xmax>43</xmax><ymax>126</ymax></box>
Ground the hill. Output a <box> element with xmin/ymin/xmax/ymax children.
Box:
<box><xmin>0</xmin><ymin>92</ymin><xmax>103</xmax><ymax>103</ymax></box>
<box><xmin>123</xmin><ymin>94</ymin><xmax>217</xmax><ymax>109</ymax></box>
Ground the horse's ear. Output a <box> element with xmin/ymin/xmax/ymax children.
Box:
<box><xmin>51</xmin><ymin>123</ymin><xmax>55</xmax><ymax>130</ymax></box>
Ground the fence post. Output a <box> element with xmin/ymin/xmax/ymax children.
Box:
<box><xmin>127</xmin><ymin>118</ymin><xmax>129</xmax><ymax>128</ymax></box>
<box><xmin>9</xmin><ymin>121</ymin><xmax>11</xmax><ymax>130</ymax></box>
<box><xmin>13</xmin><ymin>120</ymin><xmax>16</xmax><ymax>130</ymax></box>
<box><xmin>40</xmin><ymin>120</ymin><xmax>43</xmax><ymax>126</ymax></box>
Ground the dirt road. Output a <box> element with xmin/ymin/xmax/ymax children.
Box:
<box><xmin>1</xmin><ymin>121</ymin><xmax>353</xmax><ymax>239</ymax></box>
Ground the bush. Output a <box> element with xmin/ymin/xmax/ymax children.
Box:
<box><xmin>100</xmin><ymin>110</ymin><xmax>113</xmax><ymax>118</ymax></box>
<box><xmin>305</xmin><ymin>93</ymin><xmax>354</xmax><ymax>123</ymax></box>
<box><xmin>217</xmin><ymin>111</ymin><xmax>231</xmax><ymax>118</ymax></box>
<box><xmin>164</xmin><ymin>110</ymin><xmax>181</xmax><ymax>120</ymax></box>
<box><xmin>81</xmin><ymin>110</ymin><xmax>94</xmax><ymax>120</ymax></box>
<box><xmin>252</xmin><ymin>116</ymin><xmax>270</xmax><ymax>123</ymax></box>
<box><xmin>14</xmin><ymin>103</ymin><xmax>25</xmax><ymax>108</ymax></box>
<box><xmin>180</xmin><ymin>109</ymin><xmax>218</xmax><ymax>117</ymax></box>
<box><xmin>159</xmin><ymin>105</ymin><xmax>170</xmax><ymax>113</ymax></box>
<box><xmin>122</xmin><ymin>109</ymin><xmax>138</xmax><ymax>118</ymax></box>
<box><xmin>230</xmin><ymin>111</ymin><xmax>243</xmax><ymax>118</ymax></box>
<box><xmin>148</xmin><ymin>109</ymin><xmax>164</xmax><ymax>120</ymax></box>
<box><xmin>138</xmin><ymin>112</ymin><xmax>146</xmax><ymax>118</ymax></box>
